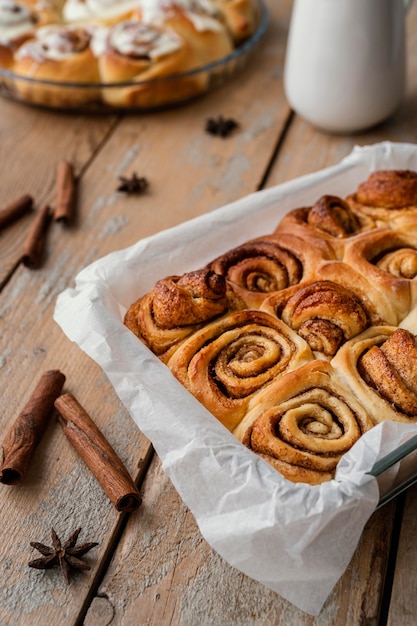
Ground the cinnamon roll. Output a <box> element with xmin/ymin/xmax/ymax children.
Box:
<box><xmin>0</xmin><ymin>0</ymin><xmax>41</xmax><ymax>68</ymax></box>
<box><xmin>93</xmin><ymin>19</ymin><xmax>208</xmax><ymax>108</ymax></box>
<box><xmin>207</xmin><ymin>233</ymin><xmax>334</xmax><ymax>309</ymax></box>
<box><xmin>124</xmin><ymin>269</ymin><xmax>241</xmax><ymax>362</ymax></box>
<box><xmin>260</xmin><ymin>279</ymin><xmax>375</xmax><ymax>358</ymax></box>
<box><xmin>166</xmin><ymin>309</ymin><xmax>315</xmax><ymax>431</ymax></box>
<box><xmin>342</xmin><ymin>229</ymin><xmax>417</xmax><ymax>322</ymax></box>
<box><xmin>13</xmin><ymin>24</ymin><xmax>100</xmax><ymax>106</ymax></box>
<box><xmin>347</xmin><ymin>169</ymin><xmax>417</xmax><ymax>231</ymax></box>
<box><xmin>63</xmin><ymin>0</ymin><xmax>139</xmax><ymax>25</ymax></box>
<box><xmin>275</xmin><ymin>195</ymin><xmax>378</xmax><ymax>260</ymax></box>
<box><xmin>136</xmin><ymin>0</ymin><xmax>234</xmax><ymax>66</ymax></box>
<box><xmin>332</xmin><ymin>326</ymin><xmax>417</xmax><ymax>424</ymax></box>
<box><xmin>234</xmin><ymin>360</ymin><xmax>373</xmax><ymax>484</ymax></box>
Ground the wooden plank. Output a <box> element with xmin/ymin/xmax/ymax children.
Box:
<box><xmin>90</xmin><ymin>453</ymin><xmax>396</xmax><ymax>626</ymax></box>
<box><xmin>0</xmin><ymin>0</ymin><xmax>293</xmax><ymax>623</ymax></box>
<box><xmin>0</xmin><ymin>100</ymin><xmax>118</xmax><ymax>288</ymax></box>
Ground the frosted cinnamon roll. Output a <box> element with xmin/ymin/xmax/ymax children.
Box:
<box><xmin>342</xmin><ymin>229</ymin><xmax>417</xmax><ymax>322</ymax></box>
<box><xmin>275</xmin><ymin>195</ymin><xmax>378</xmax><ymax>260</ymax></box>
<box><xmin>124</xmin><ymin>269</ymin><xmax>242</xmax><ymax>363</ymax></box>
<box><xmin>207</xmin><ymin>233</ymin><xmax>334</xmax><ymax>309</ymax></box>
<box><xmin>93</xmin><ymin>19</ymin><xmax>208</xmax><ymax>107</ymax></box>
<box><xmin>13</xmin><ymin>24</ymin><xmax>100</xmax><ymax>105</ymax></box>
<box><xmin>136</xmin><ymin>0</ymin><xmax>233</xmax><ymax>66</ymax></box>
<box><xmin>0</xmin><ymin>0</ymin><xmax>40</xmax><ymax>68</ymax></box>
<box><xmin>63</xmin><ymin>0</ymin><xmax>139</xmax><ymax>25</ymax></box>
<box><xmin>260</xmin><ymin>279</ymin><xmax>374</xmax><ymax>358</ymax></box>
<box><xmin>166</xmin><ymin>309</ymin><xmax>314</xmax><ymax>431</ymax></box>
<box><xmin>347</xmin><ymin>169</ymin><xmax>417</xmax><ymax>230</ymax></box>
<box><xmin>234</xmin><ymin>360</ymin><xmax>373</xmax><ymax>484</ymax></box>
<box><xmin>332</xmin><ymin>327</ymin><xmax>417</xmax><ymax>424</ymax></box>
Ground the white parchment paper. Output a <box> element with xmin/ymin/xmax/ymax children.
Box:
<box><xmin>54</xmin><ymin>142</ymin><xmax>417</xmax><ymax>615</ymax></box>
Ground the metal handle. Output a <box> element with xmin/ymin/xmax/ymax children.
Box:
<box><xmin>368</xmin><ymin>433</ymin><xmax>417</xmax><ymax>509</ymax></box>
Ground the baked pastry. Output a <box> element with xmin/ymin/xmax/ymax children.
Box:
<box><xmin>63</xmin><ymin>0</ymin><xmax>139</xmax><ymax>25</ymax></box>
<box><xmin>347</xmin><ymin>169</ymin><xmax>417</xmax><ymax>231</ymax></box>
<box><xmin>167</xmin><ymin>309</ymin><xmax>314</xmax><ymax>431</ymax></box>
<box><xmin>260</xmin><ymin>279</ymin><xmax>374</xmax><ymax>358</ymax></box>
<box><xmin>136</xmin><ymin>0</ymin><xmax>234</xmax><ymax>66</ymax></box>
<box><xmin>332</xmin><ymin>326</ymin><xmax>417</xmax><ymax>424</ymax></box>
<box><xmin>13</xmin><ymin>23</ymin><xmax>100</xmax><ymax>105</ymax></box>
<box><xmin>0</xmin><ymin>0</ymin><xmax>49</xmax><ymax>69</ymax></box>
<box><xmin>207</xmin><ymin>233</ymin><xmax>335</xmax><ymax>309</ymax></box>
<box><xmin>124</xmin><ymin>269</ymin><xmax>242</xmax><ymax>362</ymax></box>
<box><xmin>93</xmin><ymin>19</ymin><xmax>208</xmax><ymax>107</ymax></box>
<box><xmin>342</xmin><ymin>229</ymin><xmax>417</xmax><ymax>322</ymax></box>
<box><xmin>234</xmin><ymin>360</ymin><xmax>373</xmax><ymax>484</ymax></box>
<box><xmin>124</xmin><ymin>168</ymin><xmax>417</xmax><ymax>484</ymax></box>
<box><xmin>274</xmin><ymin>194</ymin><xmax>379</xmax><ymax>260</ymax></box>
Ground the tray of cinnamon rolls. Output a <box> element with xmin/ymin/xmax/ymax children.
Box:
<box><xmin>122</xmin><ymin>164</ymin><xmax>417</xmax><ymax>486</ymax></box>
<box><xmin>54</xmin><ymin>143</ymin><xmax>417</xmax><ymax>612</ymax></box>
<box><xmin>0</xmin><ymin>0</ymin><xmax>267</xmax><ymax>110</ymax></box>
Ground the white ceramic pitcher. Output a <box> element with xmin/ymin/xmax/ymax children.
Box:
<box><xmin>284</xmin><ymin>0</ymin><xmax>413</xmax><ymax>133</ymax></box>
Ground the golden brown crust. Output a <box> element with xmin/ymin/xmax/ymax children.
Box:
<box><xmin>274</xmin><ymin>195</ymin><xmax>379</xmax><ymax>259</ymax></box>
<box><xmin>347</xmin><ymin>170</ymin><xmax>417</xmax><ymax>230</ymax></box>
<box><xmin>124</xmin><ymin>269</ymin><xmax>238</xmax><ymax>361</ymax></box>
<box><xmin>167</xmin><ymin>309</ymin><xmax>314</xmax><ymax>431</ymax></box>
<box><xmin>97</xmin><ymin>20</ymin><xmax>209</xmax><ymax>108</ymax></box>
<box><xmin>342</xmin><ymin>229</ymin><xmax>417</xmax><ymax>322</ymax></box>
<box><xmin>12</xmin><ymin>24</ymin><xmax>101</xmax><ymax>105</ymax></box>
<box><xmin>332</xmin><ymin>326</ymin><xmax>417</xmax><ymax>424</ymax></box>
<box><xmin>234</xmin><ymin>360</ymin><xmax>373</xmax><ymax>484</ymax></box>
<box><xmin>207</xmin><ymin>233</ymin><xmax>334</xmax><ymax>309</ymax></box>
<box><xmin>261</xmin><ymin>279</ymin><xmax>371</xmax><ymax>358</ymax></box>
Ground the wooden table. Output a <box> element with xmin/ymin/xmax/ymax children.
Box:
<box><xmin>1</xmin><ymin>1</ymin><xmax>417</xmax><ymax>624</ymax></box>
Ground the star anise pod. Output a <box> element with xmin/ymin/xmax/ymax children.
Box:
<box><xmin>205</xmin><ymin>115</ymin><xmax>239</xmax><ymax>138</ymax></box>
<box><xmin>28</xmin><ymin>527</ymin><xmax>98</xmax><ymax>585</ymax></box>
<box><xmin>116</xmin><ymin>172</ymin><xmax>149</xmax><ymax>194</ymax></box>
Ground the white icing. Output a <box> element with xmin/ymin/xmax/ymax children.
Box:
<box><xmin>16</xmin><ymin>24</ymin><xmax>91</xmax><ymax>61</ymax></box>
<box><xmin>138</xmin><ymin>0</ymin><xmax>224</xmax><ymax>33</ymax></box>
<box><xmin>63</xmin><ymin>0</ymin><xmax>139</xmax><ymax>23</ymax></box>
<box><xmin>92</xmin><ymin>20</ymin><xmax>182</xmax><ymax>60</ymax></box>
<box><xmin>0</xmin><ymin>0</ymin><xmax>35</xmax><ymax>44</ymax></box>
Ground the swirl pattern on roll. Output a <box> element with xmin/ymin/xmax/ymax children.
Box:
<box><xmin>234</xmin><ymin>361</ymin><xmax>373</xmax><ymax>484</ymax></box>
<box><xmin>261</xmin><ymin>280</ymin><xmax>370</xmax><ymax>357</ymax></box>
<box><xmin>167</xmin><ymin>309</ymin><xmax>314</xmax><ymax>431</ymax></box>
<box><xmin>332</xmin><ymin>326</ymin><xmax>417</xmax><ymax>423</ymax></box>
<box><xmin>124</xmin><ymin>269</ymin><xmax>238</xmax><ymax>362</ymax></box>
<box><xmin>347</xmin><ymin>169</ymin><xmax>417</xmax><ymax>230</ymax></box>
<box><xmin>207</xmin><ymin>234</ymin><xmax>333</xmax><ymax>309</ymax></box>
<box><xmin>275</xmin><ymin>195</ymin><xmax>377</xmax><ymax>259</ymax></box>
<box><xmin>342</xmin><ymin>230</ymin><xmax>417</xmax><ymax>321</ymax></box>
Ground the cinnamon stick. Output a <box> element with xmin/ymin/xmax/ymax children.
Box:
<box><xmin>22</xmin><ymin>203</ymin><xmax>52</xmax><ymax>268</ymax></box>
<box><xmin>0</xmin><ymin>370</ymin><xmax>66</xmax><ymax>485</ymax></box>
<box><xmin>54</xmin><ymin>160</ymin><xmax>77</xmax><ymax>224</ymax></box>
<box><xmin>0</xmin><ymin>194</ymin><xmax>33</xmax><ymax>230</ymax></box>
<box><xmin>55</xmin><ymin>394</ymin><xmax>142</xmax><ymax>512</ymax></box>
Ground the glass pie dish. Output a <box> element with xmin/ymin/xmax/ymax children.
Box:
<box><xmin>0</xmin><ymin>0</ymin><xmax>268</xmax><ymax>112</ymax></box>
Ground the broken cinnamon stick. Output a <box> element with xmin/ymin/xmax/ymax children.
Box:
<box><xmin>0</xmin><ymin>370</ymin><xmax>66</xmax><ymax>485</ymax></box>
<box><xmin>54</xmin><ymin>160</ymin><xmax>77</xmax><ymax>224</ymax></box>
<box><xmin>55</xmin><ymin>393</ymin><xmax>142</xmax><ymax>512</ymax></box>
<box><xmin>0</xmin><ymin>194</ymin><xmax>33</xmax><ymax>230</ymax></box>
<box><xmin>22</xmin><ymin>203</ymin><xmax>52</xmax><ymax>268</ymax></box>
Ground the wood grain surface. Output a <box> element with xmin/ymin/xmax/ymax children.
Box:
<box><xmin>1</xmin><ymin>0</ymin><xmax>417</xmax><ymax>624</ymax></box>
